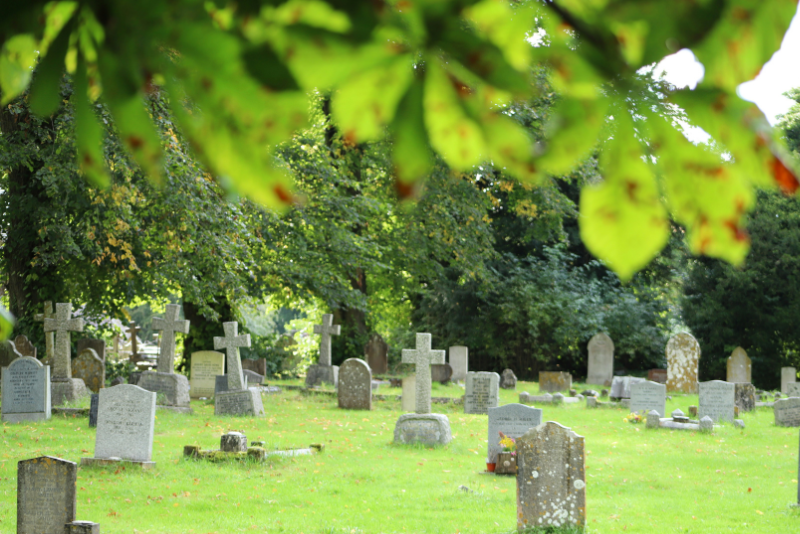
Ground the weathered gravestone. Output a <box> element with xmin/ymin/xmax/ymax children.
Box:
<box><xmin>243</xmin><ymin>369</ymin><xmax>264</xmax><ymax>386</ymax></box>
<box><xmin>500</xmin><ymin>369</ymin><xmax>517</xmax><ymax>390</ymax></box>
<box><xmin>17</xmin><ymin>456</ymin><xmax>76</xmax><ymax>534</ymax></box>
<box><xmin>0</xmin><ymin>339</ymin><xmax>21</xmax><ymax>368</ymax></box>
<box><xmin>241</xmin><ymin>358</ymin><xmax>267</xmax><ymax>376</ymax></box>
<box><xmin>487</xmin><ymin>404</ymin><xmax>542</xmax><ymax>463</ymax></box>
<box><xmin>338</xmin><ymin>358</ymin><xmax>372</xmax><ymax>410</ymax></box>
<box><xmin>44</xmin><ymin>303</ymin><xmax>87</xmax><ymax>405</ymax></box>
<box><xmin>76</xmin><ymin>339</ymin><xmax>105</xmax><ymax>362</ymax></box>
<box><xmin>72</xmin><ymin>349</ymin><xmax>105</xmax><ymax>394</ymax></box>
<box><xmin>516</xmin><ymin>422</ymin><xmax>586</xmax><ymax>530</ymax></box>
<box><xmin>610</xmin><ymin>376</ymin><xmax>646</xmax><ymax>399</ymax></box>
<box><xmin>65</xmin><ymin>521</ymin><xmax>100</xmax><ymax>534</ymax></box>
<box><xmin>88</xmin><ymin>393</ymin><xmax>98</xmax><ymax>428</ymax></box>
<box><xmin>190</xmin><ymin>351</ymin><xmax>225</xmax><ymax>398</ymax></box>
<box><xmin>401</xmin><ymin>375</ymin><xmax>416</xmax><ymax>412</ymax></box>
<box><xmin>666</xmin><ymin>333</ymin><xmax>700</xmax><ymax>393</ymax></box>
<box><xmin>782</xmin><ymin>367</ymin><xmax>797</xmax><ymax>395</ymax></box>
<box><xmin>365</xmin><ymin>333</ymin><xmax>389</xmax><ymax>375</ymax></box>
<box><xmin>788</xmin><ymin>382</ymin><xmax>800</xmax><ymax>398</ymax></box>
<box><xmin>726</xmin><ymin>347</ymin><xmax>752</xmax><ymax>384</ymax></box>
<box><xmin>539</xmin><ymin>371</ymin><xmax>572</xmax><ymax>393</ymax></box>
<box><xmin>630</xmin><ymin>380</ymin><xmax>666</xmax><ymax>416</ymax></box>
<box><xmin>734</xmin><ymin>382</ymin><xmax>756</xmax><ymax>412</ymax></box>
<box><xmin>699</xmin><ymin>380</ymin><xmax>735</xmax><ymax>423</ymax></box>
<box><xmin>449</xmin><ymin>345</ymin><xmax>468</xmax><ymax>382</ymax></box>
<box><xmin>81</xmin><ymin>384</ymin><xmax>156</xmax><ymax>468</ymax></box>
<box><xmin>2</xmin><ymin>357</ymin><xmax>51</xmax><ymax>423</ymax></box>
<box><xmin>586</xmin><ymin>333</ymin><xmax>614</xmax><ymax>386</ymax></box>
<box><xmin>464</xmin><ymin>371</ymin><xmax>500</xmax><ymax>414</ymax></box>
<box><xmin>14</xmin><ymin>335</ymin><xmax>36</xmax><ymax>358</ymax></box>
<box><xmin>305</xmin><ymin>314</ymin><xmax>340</xmax><ymax>387</ymax></box>
<box><xmin>138</xmin><ymin>304</ymin><xmax>191</xmax><ymax>410</ymax></box>
<box><xmin>213</xmin><ymin>322</ymin><xmax>264</xmax><ymax>416</ymax></box>
<box><xmin>430</xmin><ymin>363</ymin><xmax>453</xmax><ymax>384</ymax></box>
<box><xmin>774</xmin><ymin>397</ymin><xmax>800</xmax><ymax>427</ymax></box>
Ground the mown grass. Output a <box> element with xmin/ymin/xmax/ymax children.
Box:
<box><xmin>0</xmin><ymin>379</ymin><xmax>797</xmax><ymax>533</ymax></box>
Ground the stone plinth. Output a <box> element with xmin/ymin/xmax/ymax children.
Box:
<box><xmin>393</xmin><ymin>413</ymin><xmax>451</xmax><ymax>446</ymax></box>
<box><xmin>51</xmin><ymin>378</ymin><xmax>87</xmax><ymax>406</ymax></box>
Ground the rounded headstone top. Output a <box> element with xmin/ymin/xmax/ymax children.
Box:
<box><xmin>666</xmin><ymin>332</ymin><xmax>700</xmax><ymax>355</ymax></box>
<box><xmin>588</xmin><ymin>332</ymin><xmax>614</xmax><ymax>352</ymax></box>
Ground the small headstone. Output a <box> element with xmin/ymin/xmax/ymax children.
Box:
<box><xmin>2</xmin><ymin>356</ymin><xmax>51</xmax><ymax>423</ymax></box>
<box><xmin>305</xmin><ymin>364</ymin><xmax>339</xmax><ymax>388</ymax></box>
<box><xmin>338</xmin><ymin>358</ymin><xmax>372</xmax><ymax>410</ymax></box>
<box><xmin>782</xmin><ymin>367</ymin><xmax>797</xmax><ymax>395</ymax></box>
<box><xmin>89</xmin><ymin>393</ymin><xmax>98</xmax><ymax>428</ymax></box>
<box><xmin>190</xmin><ymin>351</ymin><xmax>225</xmax><ymax>398</ymax></box>
<box><xmin>65</xmin><ymin>521</ymin><xmax>100</xmax><ymax>534</ymax></box>
<box><xmin>569</xmin><ymin>388</ymin><xmax>577</xmax><ymax>397</ymax></box>
<box><xmin>128</xmin><ymin>371</ymin><xmax>141</xmax><ymax>386</ymax></box>
<box><xmin>666</xmin><ymin>333</ymin><xmax>700</xmax><ymax>393</ymax></box>
<box><xmin>734</xmin><ymin>419</ymin><xmax>745</xmax><ymax>429</ymax></box>
<box><xmin>14</xmin><ymin>335</ymin><xmax>36</xmax><ymax>358</ymax></box>
<box><xmin>76</xmin><ymin>339</ymin><xmax>105</xmax><ymax>362</ymax></box>
<box><xmin>538</xmin><ymin>371</ymin><xmax>572</xmax><ymax>393</ymax></box>
<box><xmin>242</xmin><ymin>358</ymin><xmax>267</xmax><ymax>376</ymax></box>
<box><xmin>449</xmin><ymin>345</ymin><xmax>468</xmax><ymax>382</ymax></box>
<box><xmin>214</xmin><ymin>387</ymin><xmax>263</xmax><ymax>417</ymax></box>
<box><xmin>0</xmin><ymin>339</ymin><xmax>22</xmax><ymax>368</ymax></box>
<box><xmin>110</xmin><ymin>376</ymin><xmax>125</xmax><ymax>386</ymax></box>
<box><xmin>586</xmin><ymin>333</ymin><xmax>614</xmax><ymax>386</ymax></box>
<box><xmin>487</xmin><ymin>404</ymin><xmax>543</xmax><ymax>463</ymax></box>
<box><xmin>430</xmin><ymin>363</ymin><xmax>453</xmax><ymax>384</ymax></box>
<box><xmin>72</xmin><ymin>349</ymin><xmax>105</xmax><ymax>393</ymax></box>
<box><xmin>734</xmin><ymin>383</ymin><xmax>756</xmax><ymax>412</ymax></box>
<box><xmin>220</xmin><ymin>431</ymin><xmax>247</xmax><ymax>452</ymax></box>
<box><xmin>630</xmin><ymin>380</ymin><xmax>667</xmax><ymax>417</ymax></box>
<box><xmin>774</xmin><ymin>397</ymin><xmax>800</xmax><ymax>427</ymax></box>
<box><xmin>581</xmin><ymin>389</ymin><xmax>599</xmax><ymax>397</ymax></box>
<box><xmin>726</xmin><ymin>347</ymin><xmax>751</xmax><ymax>383</ymax></box>
<box><xmin>500</xmin><ymin>369</ymin><xmax>517</xmax><ymax>390</ymax></box>
<box><xmin>243</xmin><ymin>369</ymin><xmax>264</xmax><ymax>386</ymax></box>
<box><xmin>393</xmin><ymin>413</ymin><xmax>452</xmax><ymax>445</ymax></box>
<box><xmin>601</xmin><ymin>388</ymin><xmax>609</xmax><ymax>397</ymax></box>
<box><xmin>84</xmin><ymin>384</ymin><xmax>156</xmax><ymax>465</ymax></box>
<box><xmin>17</xmin><ymin>456</ymin><xmax>77</xmax><ymax>534</ymax></box>
<box><xmin>610</xmin><ymin>376</ymin><xmax>646</xmax><ymax>399</ymax></box>
<box><xmin>552</xmin><ymin>392</ymin><xmax>565</xmax><ymax>404</ymax></box>
<box><xmin>401</xmin><ymin>375</ymin><xmax>416</xmax><ymax>412</ymax></box>
<box><xmin>516</xmin><ymin>422</ymin><xmax>586</xmax><ymax>530</ymax></box>
<box><xmin>647</xmin><ymin>369</ymin><xmax>667</xmax><ymax>384</ymax></box>
<box><xmin>365</xmin><ymin>333</ymin><xmax>389</xmax><ymax>375</ymax></box>
<box><xmin>464</xmin><ymin>371</ymin><xmax>500</xmax><ymax>414</ymax></box>
<box><xmin>688</xmin><ymin>405</ymin><xmax>698</xmax><ymax>417</ymax></box>
<box><xmin>698</xmin><ymin>380</ymin><xmax>735</xmax><ymax>423</ymax></box>
<box><xmin>699</xmin><ymin>416</ymin><xmax>714</xmax><ymax>432</ymax></box>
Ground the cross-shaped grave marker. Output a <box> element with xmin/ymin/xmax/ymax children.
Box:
<box><xmin>152</xmin><ymin>304</ymin><xmax>190</xmax><ymax>373</ymax></box>
<box><xmin>33</xmin><ymin>301</ymin><xmax>54</xmax><ymax>364</ymax></box>
<box><xmin>214</xmin><ymin>322</ymin><xmax>250</xmax><ymax>391</ymax></box>
<box><xmin>43</xmin><ymin>303</ymin><xmax>84</xmax><ymax>380</ymax></box>
<box><xmin>402</xmin><ymin>333</ymin><xmax>445</xmax><ymax>414</ymax></box>
<box><xmin>127</xmin><ymin>322</ymin><xmax>141</xmax><ymax>362</ymax></box>
<box><xmin>313</xmin><ymin>314</ymin><xmax>340</xmax><ymax>367</ymax></box>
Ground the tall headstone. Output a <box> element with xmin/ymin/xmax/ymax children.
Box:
<box><xmin>774</xmin><ymin>397</ymin><xmax>800</xmax><ymax>427</ymax></box>
<box><xmin>81</xmin><ymin>384</ymin><xmax>156</xmax><ymax>467</ymax></box>
<box><xmin>586</xmin><ymin>333</ymin><xmax>614</xmax><ymax>386</ymax></box>
<box><xmin>449</xmin><ymin>346</ymin><xmax>468</xmax><ymax>382</ymax></box>
<box><xmin>306</xmin><ymin>314</ymin><xmax>341</xmax><ymax>387</ymax></box>
<box><xmin>500</xmin><ymin>369</ymin><xmax>517</xmax><ymax>390</ymax></box>
<box><xmin>698</xmin><ymin>380</ymin><xmax>735</xmax><ymax>423</ymax></box>
<box><xmin>33</xmin><ymin>301</ymin><xmax>54</xmax><ymax>365</ymax></box>
<box><xmin>44</xmin><ymin>303</ymin><xmax>87</xmax><ymax>405</ymax></box>
<box><xmin>487</xmin><ymin>403</ymin><xmax>542</xmax><ymax>463</ymax></box>
<box><xmin>190</xmin><ymin>351</ymin><xmax>225</xmax><ymax>398</ymax></box>
<box><xmin>213</xmin><ymin>322</ymin><xmax>263</xmax><ymax>416</ymax></box>
<box><xmin>14</xmin><ymin>335</ymin><xmax>37</xmax><ymax>358</ymax></box>
<box><xmin>781</xmin><ymin>367</ymin><xmax>796</xmax><ymax>395</ymax></box>
<box><xmin>610</xmin><ymin>376</ymin><xmax>645</xmax><ymax>399</ymax></box>
<box><xmin>401</xmin><ymin>375</ymin><xmax>416</xmax><ymax>412</ymax></box>
<box><xmin>734</xmin><ymin>382</ymin><xmax>756</xmax><ymax>412</ymax></box>
<box><xmin>72</xmin><ymin>349</ymin><xmax>105</xmax><ymax>394</ymax></box>
<box><xmin>539</xmin><ymin>371</ymin><xmax>572</xmax><ymax>393</ymax></box>
<box><xmin>76</xmin><ymin>339</ymin><xmax>105</xmax><ymax>362</ymax></box>
<box><xmin>17</xmin><ymin>456</ymin><xmax>76</xmax><ymax>534</ymax></box>
<box><xmin>666</xmin><ymin>333</ymin><xmax>700</xmax><ymax>393</ymax></box>
<box><xmin>464</xmin><ymin>371</ymin><xmax>500</xmax><ymax>414</ymax></box>
<box><xmin>0</xmin><ymin>339</ymin><xmax>22</xmax><ymax>368</ymax></box>
<box><xmin>726</xmin><ymin>347</ymin><xmax>751</xmax><ymax>383</ymax></box>
<box><xmin>516</xmin><ymin>422</ymin><xmax>586</xmax><ymax>530</ymax></box>
<box><xmin>365</xmin><ymin>333</ymin><xmax>388</xmax><ymax>375</ymax></box>
<box><xmin>2</xmin><ymin>357</ymin><xmax>51</xmax><ymax>423</ymax></box>
<box><xmin>338</xmin><ymin>358</ymin><xmax>372</xmax><ymax>410</ymax></box>
<box><xmin>138</xmin><ymin>304</ymin><xmax>191</xmax><ymax>410</ymax></box>
<box><xmin>630</xmin><ymin>380</ymin><xmax>666</xmax><ymax>416</ymax></box>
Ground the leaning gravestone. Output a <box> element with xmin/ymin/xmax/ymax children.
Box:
<box><xmin>81</xmin><ymin>384</ymin><xmax>156</xmax><ymax>468</ymax></box>
<box><xmin>500</xmin><ymin>369</ymin><xmax>517</xmax><ymax>390</ymax></box>
<box><xmin>430</xmin><ymin>363</ymin><xmax>453</xmax><ymax>384</ymax></box>
<box><xmin>449</xmin><ymin>346</ymin><xmax>468</xmax><ymax>382</ymax></box>
<box><xmin>2</xmin><ymin>357</ymin><xmax>51</xmax><ymax>423</ymax></box>
<box><xmin>516</xmin><ymin>422</ymin><xmax>586</xmax><ymax>530</ymax></box>
<box><xmin>782</xmin><ymin>367</ymin><xmax>797</xmax><ymax>395</ymax></box>
<box><xmin>586</xmin><ymin>333</ymin><xmax>614</xmax><ymax>386</ymax></box>
<box><xmin>14</xmin><ymin>335</ymin><xmax>36</xmax><ymax>358</ymax></box>
<box><xmin>464</xmin><ymin>371</ymin><xmax>500</xmax><ymax>414</ymax></box>
<box><xmin>610</xmin><ymin>376</ymin><xmax>646</xmax><ymax>399</ymax></box>
<box><xmin>630</xmin><ymin>380</ymin><xmax>666</xmax><ymax>416</ymax></box>
<box><xmin>72</xmin><ymin>349</ymin><xmax>105</xmax><ymax>394</ymax></box>
<box><xmin>338</xmin><ymin>358</ymin><xmax>372</xmax><ymax>410</ymax></box>
<box><xmin>774</xmin><ymin>397</ymin><xmax>800</xmax><ymax>427</ymax></box>
<box><xmin>76</xmin><ymin>339</ymin><xmax>106</xmax><ymax>362</ymax></box>
<box><xmin>138</xmin><ymin>303</ymin><xmax>191</xmax><ymax>411</ymax></box>
<box><xmin>214</xmin><ymin>322</ymin><xmax>264</xmax><ymax>416</ymax></box>
<box><xmin>17</xmin><ymin>456</ymin><xmax>76</xmax><ymax>534</ymax></box>
<box><xmin>726</xmin><ymin>347</ymin><xmax>751</xmax><ymax>384</ymax></box>
<box><xmin>487</xmin><ymin>404</ymin><xmax>542</xmax><ymax>463</ymax></box>
<box><xmin>0</xmin><ymin>339</ymin><xmax>21</xmax><ymax>368</ymax></box>
<box><xmin>44</xmin><ymin>303</ymin><xmax>87</xmax><ymax>405</ymax></box>
<box><xmin>401</xmin><ymin>375</ymin><xmax>416</xmax><ymax>412</ymax></box>
<box><xmin>305</xmin><ymin>314</ymin><xmax>341</xmax><ymax>387</ymax></box>
<box><xmin>699</xmin><ymin>380</ymin><xmax>735</xmax><ymax>423</ymax></box>
<box><xmin>190</xmin><ymin>351</ymin><xmax>225</xmax><ymax>398</ymax></box>
<box><xmin>539</xmin><ymin>371</ymin><xmax>572</xmax><ymax>393</ymax></box>
<box><xmin>666</xmin><ymin>333</ymin><xmax>700</xmax><ymax>393</ymax></box>
<box><xmin>734</xmin><ymin>382</ymin><xmax>756</xmax><ymax>412</ymax></box>
<box><xmin>365</xmin><ymin>333</ymin><xmax>389</xmax><ymax>375</ymax></box>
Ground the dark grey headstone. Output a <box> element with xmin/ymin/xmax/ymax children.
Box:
<box><xmin>430</xmin><ymin>363</ymin><xmax>453</xmax><ymax>384</ymax></box>
<box><xmin>110</xmin><ymin>376</ymin><xmax>126</xmax><ymax>386</ymax></box>
<box><xmin>364</xmin><ymin>333</ymin><xmax>388</xmax><ymax>375</ymax></box>
<box><xmin>241</xmin><ymin>358</ymin><xmax>267</xmax><ymax>376</ymax></box>
<box><xmin>76</xmin><ymin>339</ymin><xmax>106</xmax><ymax>362</ymax></box>
<box><xmin>610</xmin><ymin>376</ymin><xmax>646</xmax><ymax>399</ymax></box>
<box><xmin>128</xmin><ymin>371</ymin><xmax>142</xmax><ymax>386</ymax></box>
<box><xmin>215</xmin><ymin>375</ymin><xmax>228</xmax><ymax>395</ymax></box>
<box><xmin>65</xmin><ymin>521</ymin><xmax>100</xmax><ymax>534</ymax></box>
<box><xmin>72</xmin><ymin>349</ymin><xmax>105</xmax><ymax>393</ymax></box>
<box><xmin>734</xmin><ymin>382</ymin><xmax>755</xmax><ymax>412</ymax></box>
<box><xmin>17</xmin><ymin>456</ymin><xmax>77</xmax><ymax>534</ymax></box>
<box><xmin>338</xmin><ymin>358</ymin><xmax>372</xmax><ymax>410</ymax></box>
<box><xmin>500</xmin><ymin>369</ymin><xmax>517</xmax><ymax>389</ymax></box>
<box><xmin>89</xmin><ymin>394</ymin><xmax>99</xmax><ymax>428</ymax></box>
<box><xmin>0</xmin><ymin>340</ymin><xmax>22</xmax><ymax>369</ymax></box>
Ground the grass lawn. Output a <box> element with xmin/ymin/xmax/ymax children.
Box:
<box><xmin>1</xmin><ymin>380</ymin><xmax>798</xmax><ymax>533</ymax></box>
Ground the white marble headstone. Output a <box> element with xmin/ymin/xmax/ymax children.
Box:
<box><xmin>698</xmin><ymin>380</ymin><xmax>735</xmax><ymax>423</ymax></box>
<box><xmin>487</xmin><ymin>403</ymin><xmax>542</xmax><ymax>463</ymax></box>
<box><xmin>94</xmin><ymin>384</ymin><xmax>156</xmax><ymax>462</ymax></box>
<box><xmin>630</xmin><ymin>380</ymin><xmax>666</xmax><ymax>416</ymax></box>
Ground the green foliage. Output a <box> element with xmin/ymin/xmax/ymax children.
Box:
<box><xmin>105</xmin><ymin>358</ymin><xmax>135</xmax><ymax>385</ymax></box>
<box><xmin>778</xmin><ymin>87</ymin><xmax>800</xmax><ymax>155</ymax></box>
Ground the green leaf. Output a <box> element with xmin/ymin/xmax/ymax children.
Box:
<box><xmin>580</xmin><ymin>110</ymin><xmax>669</xmax><ymax>281</ymax></box>
<box><xmin>73</xmin><ymin>56</ymin><xmax>109</xmax><ymax>188</ymax></box>
<box><xmin>0</xmin><ymin>304</ymin><xmax>14</xmax><ymax>341</ymax></box>
<box><xmin>0</xmin><ymin>34</ymin><xmax>37</xmax><ymax>104</ymax></box>
<box><xmin>462</xmin><ymin>0</ymin><xmax>536</xmax><ymax>71</ymax></box>
<box><xmin>539</xmin><ymin>95</ymin><xmax>609</xmax><ymax>175</ymax></box>
<box><xmin>482</xmin><ymin>113</ymin><xmax>540</xmax><ymax>183</ymax></box>
<box><xmin>391</xmin><ymin>78</ymin><xmax>433</xmax><ymax>188</ymax></box>
<box><xmin>242</xmin><ymin>43</ymin><xmax>300</xmax><ymax>91</ymax></box>
<box><xmin>29</xmin><ymin>16</ymin><xmax>73</xmax><ymax>116</ymax></box>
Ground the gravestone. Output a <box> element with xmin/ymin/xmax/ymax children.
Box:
<box><xmin>0</xmin><ymin>339</ymin><xmax>22</xmax><ymax>369</ymax></box>
<box><xmin>65</xmin><ymin>521</ymin><xmax>100</xmax><ymax>534</ymax></box>
<box><xmin>586</xmin><ymin>333</ymin><xmax>614</xmax><ymax>386</ymax></box>
<box><xmin>14</xmin><ymin>335</ymin><xmax>36</xmax><ymax>358</ymax></box>
<box><xmin>153</xmin><ymin>304</ymin><xmax>190</xmax><ymax>373</ymax></box>
<box><xmin>449</xmin><ymin>345</ymin><xmax>468</xmax><ymax>382</ymax></box>
<box><xmin>89</xmin><ymin>393</ymin><xmax>98</xmax><ymax>427</ymax></box>
<box><xmin>393</xmin><ymin>413</ymin><xmax>452</xmax><ymax>445</ymax></box>
<box><xmin>774</xmin><ymin>397</ymin><xmax>800</xmax><ymax>427</ymax></box>
<box><xmin>610</xmin><ymin>376</ymin><xmax>646</xmax><ymax>399</ymax></box>
<box><xmin>127</xmin><ymin>322</ymin><xmax>142</xmax><ymax>362</ymax></box>
<box><xmin>190</xmin><ymin>351</ymin><xmax>225</xmax><ymax>398</ymax></box>
<box><xmin>726</xmin><ymin>347</ymin><xmax>751</xmax><ymax>383</ymax></box>
<box><xmin>72</xmin><ymin>348</ymin><xmax>105</xmax><ymax>393</ymax></box>
<box><xmin>401</xmin><ymin>333</ymin><xmax>445</xmax><ymax>414</ymax></box>
<box><xmin>306</xmin><ymin>314</ymin><xmax>341</xmax><ymax>387</ymax></box>
<box><xmin>242</xmin><ymin>358</ymin><xmax>267</xmax><ymax>376</ymax></box>
<box><xmin>666</xmin><ymin>333</ymin><xmax>700</xmax><ymax>393</ymax></box>
<box><xmin>139</xmin><ymin>304</ymin><xmax>191</xmax><ymax>410</ymax></box>
<box><xmin>2</xmin><ymin>357</ymin><xmax>51</xmax><ymax>423</ymax></box>
<box><xmin>44</xmin><ymin>303</ymin><xmax>87</xmax><ymax>405</ymax></box>
<box><xmin>647</xmin><ymin>369</ymin><xmax>667</xmax><ymax>383</ymax></box>
<box><xmin>630</xmin><ymin>380</ymin><xmax>666</xmax><ymax>416</ymax></box>
<box><xmin>464</xmin><ymin>371</ymin><xmax>500</xmax><ymax>414</ymax></box>
<box><xmin>430</xmin><ymin>363</ymin><xmax>453</xmax><ymax>384</ymax></box>
<box><xmin>33</xmin><ymin>301</ymin><xmax>54</xmax><ymax>365</ymax></box>
<box><xmin>516</xmin><ymin>422</ymin><xmax>586</xmax><ymax>530</ymax></box>
<box><xmin>338</xmin><ymin>358</ymin><xmax>372</xmax><ymax>410</ymax></box>
<box><xmin>213</xmin><ymin>322</ymin><xmax>263</xmax><ymax>416</ymax></box>
<box><xmin>698</xmin><ymin>380</ymin><xmax>735</xmax><ymax>423</ymax></box>
<box><xmin>243</xmin><ymin>369</ymin><xmax>264</xmax><ymax>385</ymax></box>
<box><xmin>365</xmin><ymin>333</ymin><xmax>388</xmax><ymax>375</ymax></box>
<box><xmin>76</xmin><ymin>339</ymin><xmax>105</xmax><ymax>362</ymax></box>
<box><xmin>734</xmin><ymin>382</ymin><xmax>756</xmax><ymax>412</ymax></box>
<box><xmin>539</xmin><ymin>371</ymin><xmax>572</xmax><ymax>393</ymax></box>
<box><xmin>487</xmin><ymin>403</ymin><xmax>542</xmax><ymax>463</ymax></box>
<box><xmin>82</xmin><ymin>384</ymin><xmax>156</xmax><ymax>467</ymax></box>
<box><xmin>788</xmin><ymin>382</ymin><xmax>800</xmax><ymax>398</ymax></box>
<box><xmin>781</xmin><ymin>367</ymin><xmax>796</xmax><ymax>395</ymax></box>
<box><xmin>401</xmin><ymin>375</ymin><xmax>416</xmax><ymax>412</ymax></box>
<box><xmin>500</xmin><ymin>369</ymin><xmax>517</xmax><ymax>390</ymax></box>
<box><xmin>17</xmin><ymin>456</ymin><xmax>76</xmax><ymax>534</ymax></box>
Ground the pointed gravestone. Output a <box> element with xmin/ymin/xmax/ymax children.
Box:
<box><xmin>782</xmin><ymin>367</ymin><xmax>797</xmax><ymax>395</ymax></box>
<box><xmin>516</xmin><ymin>422</ymin><xmax>586</xmax><ymax>530</ymax></box>
<box><xmin>487</xmin><ymin>404</ymin><xmax>543</xmax><ymax>464</ymax></box>
<box><xmin>630</xmin><ymin>380</ymin><xmax>666</xmax><ymax>416</ymax></box>
<box><xmin>586</xmin><ymin>333</ymin><xmax>614</xmax><ymax>386</ymax></box>
<box><xmin>666</xmin><ymin>333</ymin><xmax>700</xmax><ymax>394</ymax></box>
<box><xmin>394</xmin><ymin>333</ymin><xmax>451</xmax><ymax>445</ymax></box>
<box><xmin>17</xmin><ymin>456</ymin><xmax>77</xmax><ymax>534</ymax></box>
<box><xmin>76</xmin><ymin>339</ymin><xmax>105</xmax><ymax>362</ymax></box>
<box><xmin>338</xmin><ymin>358</ymin><xmax>372</xmax><ymax>410</ymax></box>
<box><xmin>449</xmin><ymin>346</ymin><xmax>468</xmax><ymax>382</ymax></box>
<box><xmin>2</xmin><ymin>356</ymin><xmax>51</xmax><ymax>423</ymax></box>
<box><xmin>0</xmin><ymin>339</ymin><xmax>22</xmax><ymax>368</ymax></box>
<box><xmin>364</xmin><ymin>333</ymin><xmax>388</xmax><ymax>375</ymax></box>
<box><xmin>33</xmin><ymin>301</ymin><xmax>54</xmax><ymax>365</ymax></box>
<box><xmin>464</xmin><ymin>371</ymin><xmax>500</xmax><ymax>414</ymax></box>
<box><xmin>44</xmin><ymin>303</ymin><xmax>87</xmax><ymax>405</ymax></box>
<box><xmin>213</xmin><ymin>322</ymin><xmax>264</xmax><ymax>416</ymax></box>
<box><xmin>306</xmin><ymin>314</ymin><xmax>341</xmax><ymax>387</ymax></box>
<box><xmin>190</xmin><ymin>351</ymin><xmax>225</xmax><ymax>398</ymax></box>
<box><xmin>138</xmin><ymin>304</ymin><xmax>192</xmax><ymax>411</ymax></box>
<box><xmin>726</xmin><ymin>346</ymin><xmax>751</xmax><ymax>383</ymax></box>
<box><xmin>72</xmin><ymin>348</ymin><xmax>105</xmax><ymax>394</ymax></box>
<box><xmin>699</xmin><ymin>380</ymin><xmax>735</xmax><ymax>423</ymax></box>
<box><xmin>14</xmin><ymin>335</ymin><xmax>36</xmax><ymax>358</ymax></box>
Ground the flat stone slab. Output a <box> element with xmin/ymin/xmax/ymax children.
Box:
<box><xmin>80</xmin><ymin>457</ymin><xmax>156</xmax><ymax>470</ymax></box>
<box><xmin>394</xmin><ymin>413</ymin><xmax>452</xmax><ymax>446</ymax></box>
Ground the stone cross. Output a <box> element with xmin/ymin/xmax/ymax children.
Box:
<box><xmin>33</xmin><ymin>301</ymin><xmax>55</xmax><ymax>364</ymax></box>
<box><xmin>127</xmin><ymin>322</ymin><xmax>141</xmax><ymax>361</ymax></box>
<box><xmin>313</xmin><ymin>314</ymin><xmax>341</xmax><ymax>367</ymax></box>
<box><xmin>401</xmin><ymin>333</ymin><xmax>445</xmax><ymax>414</ymax></box>
<box><xmin>152</xmin><ymin>304</ymin><xmax>190</xmax><ymax>374</ymax></box>
<box><xmin>43</xmin><ymin>303</ymin><xmax>84</xmax><ymax>380</ymax></box>
<box><xmin>213</xmin><ymin>322</ymin><xmax>250</xmax><ymax>391</ymax></box>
